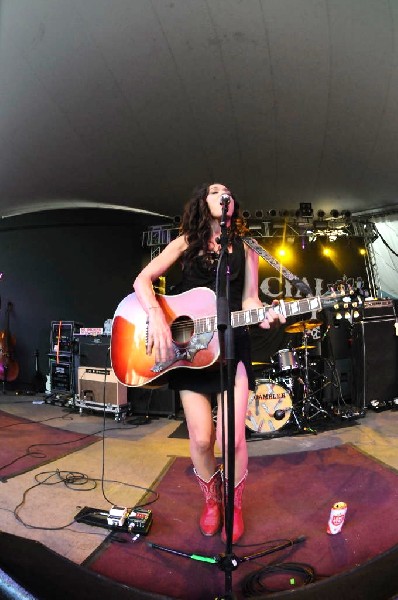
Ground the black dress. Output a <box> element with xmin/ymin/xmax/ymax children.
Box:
<box><xmin>168</xmin><ymin>238</ymin><xmax>256</xmax><ymax>394</ymax></box>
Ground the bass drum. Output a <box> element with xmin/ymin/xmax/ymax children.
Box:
<box><xmin>246</xmin><ymin>379</ymin><xmax>292</xmax><ymax>434</ymax></box>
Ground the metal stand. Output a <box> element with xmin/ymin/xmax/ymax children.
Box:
<box><xmin>298</xmin><ymin>326</ymin><xmax>329</xmax><ymax>425</ymax></box>
<box><xmin>151</xmin><ymin>203</ymin><xmax>305</xmax><ymax>598</ymax></box>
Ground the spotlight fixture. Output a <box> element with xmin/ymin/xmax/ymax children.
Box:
<box><xmin>254</xmin><ymin>210</ymin><xmax>264</xmax><ymax>219</ymax></box>
<box><xmin>317</xmin><ymin>209</ymin><xmax>325</xmax><ymax>218</ymax></box>
<box><xmin>341</xmin><ymin>210</ymin><xmax>352</xmax><ymax>218</ymax></box>
<box><xmin>330</xmin><ymin>209</ymin><xmax>339</xmax><ymax>218</ymax></box>
<box><xmin>299</xmin><ymin>202</ymin><xmax>313</xmax><ymax>217</ymax></box>
<box><xmin>268</xmin><ymin>209</ymin><xmax>277</xmax><ymax>217</ymax></box>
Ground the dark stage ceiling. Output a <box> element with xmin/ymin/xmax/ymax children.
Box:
<box><xmin>1</xmin><ymin>0</ymin><xmax>398</xmax><ymax>223</ymax></box>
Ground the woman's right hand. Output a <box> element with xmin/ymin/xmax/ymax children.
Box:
<box><xmin>146</xmin><ymin>307</ymin><xmax>175</xmax><ymax>365</ymax></box>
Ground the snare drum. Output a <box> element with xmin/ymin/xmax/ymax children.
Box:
<box><xmin>246</xmin><ymin>379</ymin><xmax>293</xmax><ymax>434</ymax></box>
<box><xmin>275</xmin><ymin>349</ymin><xmax>299</xmax><ymax>371</ymax></box>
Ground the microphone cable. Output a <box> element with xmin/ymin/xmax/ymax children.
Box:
<box><xmin>241</xmin><ymin>561</ymin><xmax>316</xmax><ymax>597</ymax></box>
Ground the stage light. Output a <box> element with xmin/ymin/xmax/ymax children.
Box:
<box><xmin>317</xmin><ymin>209</ymin><xmax>325</xmax><ymax>218</ymax></box>
<box><xmin>392</xmin><ymin>398</ymin><xmax>398</xmax><ymax>411</ymax></box>
<box><xmin>341</xmin><ymin>210</ymin><xmax>352</xmax><ymax>218</ymax></box>
<box><xmin>242</xmin><ymin>210</ymin><xmax>251</xmax><ymax>219</ymax></box>
<box><xmin>330</xmin><ymin>209</ymin><xmax>339</xmax><ymax>218</ymax></box>
<box><xmin>335</xmin><ymin>312</ymin><xmax>343</xmax><ymax>320</ymax></box>
<box><xmin>323</xmin><ymin>247</ymin><xmax>333</xmax><ymax>257</ymax></box>
<box><xmin>277</xmin><ymin>247</ymin><xmax>286</xmax><ymax>257</ymax></box>
<box><xmin>268</xmin><ymin>209</ymin><xmax>277</xmax><ymax>217</ymax></box>
<box><xmin>299</xmin><ymin>202</ymin><xmax>313</xmax><ymax>217</ymax></box>
<box><xmin>254</xmin><ymin>210</ymin><xmax>264</xmax><ymax>218</ymax></box>
<box><xmin>359</xmin><ymin>248</ymin><xmax>366</xmax><ymax>256</ymax></box>
<box><xmin>279</xmin><ymin>210</ymin><xmax>289</xmax><ymax>217</ymax></box>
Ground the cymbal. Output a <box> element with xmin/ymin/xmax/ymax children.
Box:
<box><xmin>285</xmin><ymin>319</ymin><xmax>323</xmax><ymax>333</ymax></box>
<box><xmin>294</xmin><ymin>345</ymin><xmax>317</xmax><ymax>350</ymax></box>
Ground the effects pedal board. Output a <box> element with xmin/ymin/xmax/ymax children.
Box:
<box><xmin>74</xmin><ymin>505</ymin><xmax>153</xmax><ymax>535</ymax></box>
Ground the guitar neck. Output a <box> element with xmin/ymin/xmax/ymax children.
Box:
<box><xmin>194</xmin><ymin>296</ymin><xmax>323</xmax><ymax>334</ymax></box>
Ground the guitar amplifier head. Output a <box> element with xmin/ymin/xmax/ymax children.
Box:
<box><xmin>363</xmin><ymin>299</ymin><xmax>396</xmax><ymax>319</ymax></box>
<box><xmin>79</xmin><ymin>335</ymin><xmax>111</xmax><ymax>367</ymax></box>
<box><xmin>77</xmin><ymin>366</ymin><xmax>127</xmax><ymax>406</ymax></box>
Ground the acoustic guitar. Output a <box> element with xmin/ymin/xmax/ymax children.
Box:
<box><xmin>111</xmin><ymin>286</ymin><xmax>339</xmax><ymax>387</ymax></box>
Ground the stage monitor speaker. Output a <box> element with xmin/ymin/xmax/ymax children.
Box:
<box><xmin>352</xmin><ymin>318</ymin><xmax>398</xmax><ymax>408</ymax></box>
<box><xmin>128</xmin><ymin>386</ymin><xmax>178</xmax><ymax>417</ymax></box>
<box><xmin>77</xmin><ymin>367</ymin><xmax>127</xmax><ymax>406</ymax></box>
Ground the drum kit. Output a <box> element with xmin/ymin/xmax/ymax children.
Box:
<box><xmin>246</xmin><ymin>318</ymin><xmax>331</xmax><ymax>436</ymax></box>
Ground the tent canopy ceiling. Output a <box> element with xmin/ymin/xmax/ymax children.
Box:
<box><xmin>1</xmin><ymin>0</ymin><xmax>398</xmax><ymax>221</ymax></box>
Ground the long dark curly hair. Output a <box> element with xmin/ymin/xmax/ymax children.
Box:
<box><xmin>179</xmin><ymin>182</ymin><xmax>248</xmax><ymax>265</ymax></box>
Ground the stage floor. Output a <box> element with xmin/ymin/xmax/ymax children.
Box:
<box><xmin>0</xmin><ymin>390</ymin><xmax>397</xmax><ymax>594</ymax></box>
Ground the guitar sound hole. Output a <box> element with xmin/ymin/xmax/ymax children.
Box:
<box><xmin>171</xmin><ymin>315</ymin><xmax>194</xmax><ymax>346</ymax></box>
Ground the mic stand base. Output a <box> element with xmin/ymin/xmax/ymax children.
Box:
<box><xmin>149</xmin><ymin>535</ymin><xmax>306</xmax><ymax>597</ymax></box>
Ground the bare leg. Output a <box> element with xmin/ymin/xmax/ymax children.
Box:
<box><xmin>179</xmin><ymin>390</ymin><xmax>217</xmax><ymax>481</ymax></box>
<box><xmin>215</xmin><ymin>361</ymin><xmax>249</xmax><ymax>485</ymax></box>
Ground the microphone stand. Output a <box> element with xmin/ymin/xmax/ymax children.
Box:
<box><xmin>214</xmin><ymin>199</ymin><xmax>236</xmax><ymax>598</ymax></box>
<box><xmin>149</xmin><ymin>201</ymin><xmax>306</xmax><ymax>598</ymax></box>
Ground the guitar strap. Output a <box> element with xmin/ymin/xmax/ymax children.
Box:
<box><xmin>242</xmin><ymin>236</ymin><xmax>312</xmax><ymax>296</ymax></box>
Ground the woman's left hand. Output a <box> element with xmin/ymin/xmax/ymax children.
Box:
<box><xmin>258</xmin><ymin>302</ymin><xmax>286</xmax><ymax>329</ymax></box>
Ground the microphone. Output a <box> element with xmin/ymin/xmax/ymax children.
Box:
<box><xmin>322</xmin><ymin>324</ymin><xmax>331</xmax><ymax>340</ymax></box>
<box><xmin>219</xmin><ymin>194</ymin><xmax>231</xmax><ymax>207</ymax></box>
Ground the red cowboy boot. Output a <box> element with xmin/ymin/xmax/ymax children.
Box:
<box><xmin>221</xmin><ymin>470</ymin><xmax>248</xmax><ymax>544</ymax></box>
<box><xmin>194</xmin><ymin>467</ymin><xmax>223</xmax><ymax>536</ymax></box>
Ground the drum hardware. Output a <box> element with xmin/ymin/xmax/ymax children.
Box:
<box><xmin>251</xmin><ymin>361</ymin><xmax>271</xmax><ymax>366</ymax></box>
<box><xmin>246</xmin><ymin>379</ymin><xmax>295</xmax><ymax>434</ymax></box>
<box><xmin>294</xmin><ymin>328</ymin><xmax>330</xmax><ymax>426</ymax></box>
<box><xmin>272</xmin><ymin>348</ymin><xmax>299</xmax><ymax>372</ymax></box>
<box><xmin>294</xmin><ymin>345</ymin><xmax>316</xmax><ymax>351</ymax></box>
<box><xmin>284</xmin><ymin>319</ymin><xmax>323</xmax><ymax>334</ymax></box>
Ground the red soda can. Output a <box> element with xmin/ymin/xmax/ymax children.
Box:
<box><xmin>327</xmin><ymin>502</ymin><xmax>347</xmax><ymax>534</ymax></box>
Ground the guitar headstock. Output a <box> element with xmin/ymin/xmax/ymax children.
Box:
<box><xmin>321</xmin><ymin>283</ymin><xmax>363</xmax><ymax>321</ymax></box>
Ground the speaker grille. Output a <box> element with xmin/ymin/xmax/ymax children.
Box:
<box><xmin>352</xmin><ymin>319</ymin><xmax>398</xmax><ymax>408</ymax></box>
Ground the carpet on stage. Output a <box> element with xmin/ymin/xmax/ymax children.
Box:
<box><xmin>86</xmin><ymin>444</ymin><xmax>398</xmax><ymax>600</ymax></box>
<box><xmin>0</xmin><ymin>410</ymin><xmax>99</xmax><ymax>479</ymax></box>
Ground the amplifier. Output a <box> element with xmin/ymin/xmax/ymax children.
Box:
<box><xmin>352</xmin><ymin>318</ymin><xmax>398</xmax><ymax>408</ymax></box>
<box><xmin>363</xmin><ymin>299</ymin><xmax>396</xmax><ymax>319</ymax></box>
<box><xmin>50</xmin><ymin>359</ymin><xmax>73</xmax><ymax>392</ymax></box>
<box><xmin>79</xmin><ymin>335</ymin><xmax>110</xmax><ymax>368</ymax></box>
<box><xmin>77</xmin><ymin>366</ymin><xmax>127</xmax><ymax>407</ymax></box>
<box><xmin>50</xmin><ymin>321</ymin><xmax>82</xmax><ymax>355</ymax></box>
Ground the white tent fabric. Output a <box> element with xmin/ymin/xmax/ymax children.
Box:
<box><xmin>373</xmin><ymin>215</ymin><xmax>398</xmax><ymax>299</ymax></box>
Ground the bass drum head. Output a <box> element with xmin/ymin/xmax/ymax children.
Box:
<box><xmin>246</xmin><ymin>379</ymin><xmax>292</xmax><ymax>434</ymax></box>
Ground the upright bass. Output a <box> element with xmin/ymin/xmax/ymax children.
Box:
<box><xmin>0</xmin><ymin>301</ymin><xmax>19</xmax><ymax>385</ymax></box>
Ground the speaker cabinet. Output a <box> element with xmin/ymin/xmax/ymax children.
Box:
<box><xmin>128</xmin><ymin>386</ymin><xmax>178</xmax><ymax>417</ymax></box>
<box><xmin>79</xmin><ymin>335</ymin><xmax>110</xmax><ymax>368</ymax></box>
<box><xmin>77</xmin><ymin>366</ymin><xmax>127</xmax><ymax>407</ymax></box>
<box><xmin>352</xmin><ymin>319</ymin><xmax>398</xmax><ymax>408</ymax></box>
